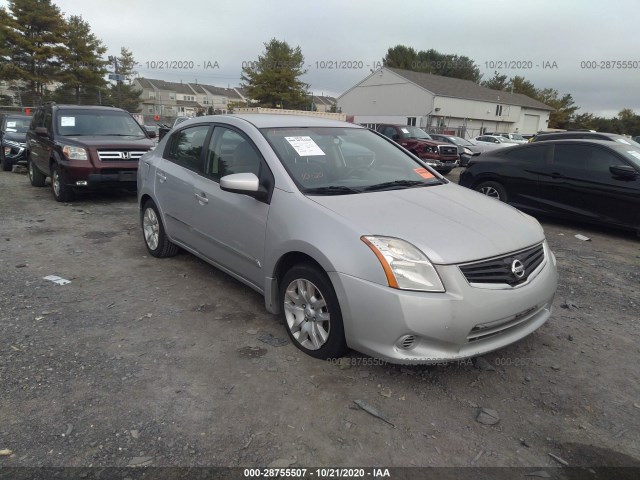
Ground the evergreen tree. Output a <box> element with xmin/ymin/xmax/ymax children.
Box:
<box><xmin>241</xmin><ymin>39</ymin><xmax>308</xmax><ymax>109</ymax></box>
<box><xmin>383</xmin><ymin>45</ymin><xmax>481</xmax><ymax>83</ymax></box>
<box><xmin>54</xmin><ymin>15</ymin><xmax>108</xmax><ymax>105</ymax></box>
<box><xmin>0</xmin><ymin>0</ymin><xmax>66</xmax><ymax>105</ymax></box>
<box><xmin>481</xmin><ymin>71</ymin><xmax>509</xmax><ymax>91</ymax></box>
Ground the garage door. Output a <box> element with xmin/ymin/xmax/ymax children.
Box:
<box><xmin>523</xmin><ymin>114</ymin><xmax>539</xmax><ymax>133</ymax></box>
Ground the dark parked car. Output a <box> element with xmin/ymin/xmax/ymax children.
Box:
<box><xmin>531</xmin><ymin>131</ymin><xmax>640</xmax><ymax>146</ymax></box>
<box><xmin>375</xmin><ymin>124</ymin><xmax>459</xmax><ymax>173</ymax></box>
<box><xmin>26</xmin><ymin>103</ymin><xmax>155</xmax><ymax>201</ymax></box>
<box><xmin>459</xmin><ymin>140</ymin><xmax>640</xmax><ymax>234</ymax></box>
<box><xmin>1</xmin><ymin>113</ymin><xmax>31</xmax><ymax>171</ymax></box>
<box><xmin>429</xmin><ymin>134</ymin><xmax>482</xmax><ymax>167</ymax></box>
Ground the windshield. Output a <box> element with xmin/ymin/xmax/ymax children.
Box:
<box><xmin>400</xmin><ymin>126</ymin><xmax>432</xmax><ymax>140</ymax></box>
<box><xmin>4</xmin><ymin>116</ymin><xmax>31</xmax><ymax>134</ymax></box>
<box><xmin>55</xmin><ymin>110</ymin><xmax>146</xmax><ymax>137</ymax></box>
<box><xmin>449</xmin><ymin>136</ymin><xmax>474</xmax><ymax>146</ymax></box>
<box><xmin>622</xmin><ymin>147</ymin><xmax>640</xmax><ymax>169</ymax></box>
<box><xmin>261</xmin><ymin>127</ymin><xmax>443</xmax><ymax>195</ymax></box>
<box><xmin>497</xmin><ymin>137</ymin><xmax>516</xmax><ymax>143</ymax></box>
<box><xmin>510</xmin><ymin>134</ymin><xmax>525</xmax><ymax>141</ymax></box>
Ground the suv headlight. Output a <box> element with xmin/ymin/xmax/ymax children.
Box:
<box><xmin>463</xmin><ymin>147</ymin><xmax>473</xmax><ymax>155</ymax></box>
<box><xmin>62</xmin><ymin>145</ymin><xmax>88</xmax><ymax>160</ymax></box>
<box><xmin>4</xmin><ymin>139</ymin><xmax>22</xmax><ymax>148</ymax></box>
<box><xmin>362</xmin><ymin>236</ymin><xmax>445</xmax><ymax>292</ymax></box>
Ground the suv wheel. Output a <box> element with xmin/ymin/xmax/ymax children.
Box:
<box><xmin>51</xmin><ymin>164</ymin><xmax>74</xmax><ymax>202</ymax></box>
<box><xmin>28</xmin><ymin>156</ymin><xmax>46</xmax><ymax>187</ymax></box>
<box><xmin>141</xmin><ymin>200</ymin><xmax>180</xmax><ymax>257</ymax></box>
<box><xmin>0</xmin><ymin>151</ymin><xmax>12</xmax><ymax>172</ymax></box>
<box><xmin>280</xmin><ymin>264</ymin><xmax>348</xmax><ymax>360</ymax></box>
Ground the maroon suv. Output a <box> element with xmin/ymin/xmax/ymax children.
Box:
<box><xmin>26</xmin><ymin>103</ymin><xmax>155</xmax><ymax>201</ymax></box>
<box><xmin>376</xmin><ymin>124</ymin><xmax>459</xmax><ymax>174</ymax></box>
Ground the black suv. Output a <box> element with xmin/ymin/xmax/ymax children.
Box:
<box><xmin>26</xmin><ymin>103</ymin><xmax>155</xmax><ymax>201</ymax></box>
<box><xmin>1</xmin><ymin>113</ymin><xmax>32</xmax><ymax>171</ymax></box>
<box><xmin>531</xmin><ymin>131</ymin><xmax>640</xmax><ymax>146</ymax></box>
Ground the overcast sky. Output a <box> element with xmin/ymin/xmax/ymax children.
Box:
<box><xmin>3</xmin><ymin>0</ymin><xmax>639</xmax><ymax>117</ymax></box>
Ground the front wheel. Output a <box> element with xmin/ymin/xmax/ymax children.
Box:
<box><xmin>51</xmin><ymin>164</ymin><xmax>74</xmax><ymax>202</ymax></box>
<box><xmin>475</xmin><ymin>181</ymin><xmax>507</xmax><ymax>202</ymax></box>
<box><xmin>280</xmin><ymin>264</ymin><xmax>348</xmax><ymax>360</ymax></box>
<box><xmin>0</xmin><ymin>151</ymin><xmax>12</xmax><ymax>172</ymax></box>
<box><xmin>438</xmin><ymin>167</ymin><xmax>453</xmax><ymax>175</ymax></box>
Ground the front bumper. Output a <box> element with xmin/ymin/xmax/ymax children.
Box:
<box><xmin>2</xmin><ymin>143</ymin><xmax>28</xmax><ymax>165</ymax></box>
<box><xmin>330</xmin><ymin>246</ymin><xmax>558</xmax><ymax>364</ymax></box>
<box><xmin>421</xmin><ymin>158</ymin><xmax>459</xmax><ymax>171</ymax></box>
<box><xmin>58</xmin><ymin>161</ymin><xmax>138</xmax><ymax>187</ymax></box>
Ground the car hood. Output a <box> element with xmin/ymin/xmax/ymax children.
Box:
<box><xmin>308</xmin><ymin>183</ymin><xmax>545</xmax><ymax>264</ymax></box>
<box><xmin>3</xmin><ymin>132</ymin><xmax>27</xmax><ymax>143</ymax></box>
<box><xmin>60</xmin><ymin>136</ymin><xmax>154</xmax><ymax>148</ymax></box>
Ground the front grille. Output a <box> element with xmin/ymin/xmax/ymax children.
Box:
<box><xmin>97</xmin><ymin>150</ymin><xmax>148</xmax><ymax>161</ymax></box>
<box><xmin>437</xmin><ymin>145</ymin><xmax>458</xmax><ymax>156</ymax></box>
<box><xmin>459</xmin><ymin>243</ymin><xmax>545</xmax><ymax>286</ymax></box>
<box><xmin>467</xmin><ymin>305</ymin><xmax>542</xmax><ymax>342</ymax></box>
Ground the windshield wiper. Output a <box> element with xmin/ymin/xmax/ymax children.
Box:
<box><xmin>304</xmin><ymin>185</ymin><xmax>361</xmax><ymax>195</ymax></box>
<box><xmin>362</xmin><ymin>180</ymin><xmax>431</xmax><ymax>192</ymax></box>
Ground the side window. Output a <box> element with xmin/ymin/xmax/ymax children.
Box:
<box><xmin>504</xmin><ymin>145</ymin><xmax>548</xmax><ymax>164</ymax></box>
<box><xmin>553</xmin><ymin>144</ymin><xmax>621</xmax><ymax>173</ymax></box>
<box><xmin>30</xmin><ymin>109</ymin><xmax>44</xmax><ymax>129</ymax></box>
<box><xmin>382</xmin><ymin>126</ymin><xmax>397</xmax><ymax>138</ymax></box>
<box><xmin>205</xmin><ymin>127</ymin><xmax>262</xmax><ymax>181</ymax></box>
<box><xmin>165</xmin><ymin>125</ymin><xmax>209</xmax><ymax>173</ymax></box>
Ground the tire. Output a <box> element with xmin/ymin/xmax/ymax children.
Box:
<box><xmin>475</xmin><ymin>181</ymin><xmax>508</xmax><ymax>202</ymax></box>
<box><xmin>51</xmin><ymin>163</ymin><xmax>74</xmax><ymax>202</ymax></box>
<box><xmin>280</xmin><ymin>264</ymin><xmax>348</xmax><ymax>360</ymax></box>
<box><xmin>141</xmin><ymin>199</ymin><xmax>180</xmax><ymax>258</ymax></box>
<box><xmin>439</xmin><ymin>168</ymin><xmax>453</xmax><ymax>175</ymax></box>
<box><xmin>0</xmin><ymin>151</ymin><xmax>12</xmax><ymax>172</ymax></box>
<box><xmin>28</xmin><ymin>155</ymin><xmax>46</xmax><ymax>187</ymax></box>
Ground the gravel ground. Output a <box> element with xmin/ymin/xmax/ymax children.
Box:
<box><xmin>1</xmin><ymin>167</ymin><xmax>639</xmax><ymax>472</ymax></box>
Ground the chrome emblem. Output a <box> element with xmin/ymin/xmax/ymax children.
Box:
<box><xmin>122</xmin><ymin>151</ymin><xmax>131</xmax><ymax>160</ymax></box>
<box><xmin>511</xmin><ymin>259</ymin><xmax>525</xmax><ymax>279</ymax></box>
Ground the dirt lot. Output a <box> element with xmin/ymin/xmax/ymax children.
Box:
<box><xmin>1</xmin><ymin>167</ymin><xmax>639</xmax><ymax>473</ymax></box>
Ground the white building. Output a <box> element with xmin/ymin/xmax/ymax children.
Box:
<box><xmin>338</xmin><ymin>67</ymin><xmax>553</xmax><ymax>137</ymax></box>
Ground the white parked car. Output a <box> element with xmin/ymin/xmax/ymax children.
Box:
<box><xmin>473</xmin><ymin>135</ymin><xmax>518</xmax><ymax>147</ymax></box>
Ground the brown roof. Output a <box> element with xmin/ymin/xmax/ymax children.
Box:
<box><xmin>381</xmin><ymin>68</ymin><xmax>554</xmax><ymax>111</ymax></box>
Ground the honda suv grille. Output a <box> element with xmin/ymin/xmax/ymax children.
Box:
<box><xmin>98</xmin><ymin>150</ymin><xmax>148</xmax><ymax>161</ymax></box>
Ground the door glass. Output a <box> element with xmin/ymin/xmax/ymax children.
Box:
<box><xmin>165</xmin><ymin>125</ymin><xmax>209</xmax><ymax>173</ymax></box>
<box><xmin>554</xmin><ymin>144</ymin><xmax>623</xmax><ymax>174</ymax></box>
<box><xmin>205</xmin><ymin>127</ymin><xmax>261</xmax><ymax>181</ymax></box>
<box><xmin>504</xmin><ymin>145</ymin><xmax>547</xmax><ymax>164</ymax></box>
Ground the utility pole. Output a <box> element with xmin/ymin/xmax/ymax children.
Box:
<box><xmin>108</xmin><ymin>55</ymin><xmax>122</xmax><ymax>108</ymax></box>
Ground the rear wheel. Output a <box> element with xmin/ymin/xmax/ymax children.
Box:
<box><xmin>28</xmin><ymin>156</ymin><xmax>46</xmax><ymax>187</ymax></box>
<box><xmin>475</xmin><ymin>181</ymin><xmax>507</xmax><ymax>202</ymax></box>
<box><xmin>51</xmin><ymin>163</ymin><xmax>74</xmax><ymax>202</ymax></box>
<box><xmin>141</xmin><ymin>200</ymin><xmax>180</xmax><ymax>257</ymax></box>
<box><xmin>280</xmin><ymin>264</ymin><xmax>348</xmax><ymax>360</ymax></box>
<box><xmin>439</xmin><ymin>167</ymin><xmax>453</xmax><ymax>175</ymax></box>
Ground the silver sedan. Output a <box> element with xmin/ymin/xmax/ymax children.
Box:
<box><xmin>138</xmin><ymin>114</ymin><xmax>558</xmax><ymax>364</ymax></box>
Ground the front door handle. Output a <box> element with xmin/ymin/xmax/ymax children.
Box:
<box><xmin>194</xmin><ymin>192</ymin><xmax>209</xmax><ymax>205</ymax></box>
<box><xmin>156</xmin><ymin>171</ymin><xmax>167</xmax><ymax>183</ymax></box>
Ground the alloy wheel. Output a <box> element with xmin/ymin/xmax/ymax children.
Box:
<box><xmin>283</xmin><ymin>279</ymin><xmax>330</xmax><ymax>350</ymax></box>
<box><xmin>143</xmin><ymin>207</ymin><xmax>160</xmax><ymax>251</ymax></box>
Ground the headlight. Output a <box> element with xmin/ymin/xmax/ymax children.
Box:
<box><xmin>4</xmin><ymin>139</ymin><xmax>22</xmax><ymax>148</ymax></box>
<box><xmin>362</xmin><ymin>236</ymin><xmax>445</xmax><ymax>292</ymax></box>
<box><xmin>463</xmin><ymin>147</ymin><xmax>473</xmax><ymax>155</ymax></box>
<box><xmin>62</xmin><ymin>145</ymin><xmax>88</xmax><ymax>160</ymax></box>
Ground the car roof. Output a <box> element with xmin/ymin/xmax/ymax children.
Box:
<box><xmin>183</xmin><ymin>114</ymin><xmax>364</xmax><ymax>129</ymax></box>
<box><xmin>51</xmin><ymin>104</ymin><xmax>127</xmax><ymax>112</ymax></box>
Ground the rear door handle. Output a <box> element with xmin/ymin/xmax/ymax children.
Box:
<box><xmin>156</xmin><ymin>171</ymin><xmax>167</xmax><ymax>183</ymax></box>
<box><xmin>194</xmin><ymin>192</ymin><xmax>209</xmax><ymax>204</ymax></box>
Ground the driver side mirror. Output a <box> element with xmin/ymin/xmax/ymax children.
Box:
<box><xmin>35</xmin><ymin>127</ymin><xmax>49</xmax><ymax>138</ymax></box>
<box><xmin>220</xmin><ymin>172</ymin><xmax>268</xmax><ymax>201</ymax></box>
<box><xmin>610</xmin><ymin>165</ymin><xmax>638</xmax><ymax>178</ymax></box>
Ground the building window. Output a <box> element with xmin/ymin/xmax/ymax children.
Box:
<box><xmin>495</xmin><ymin>105</ymin><xmax>503</xmax><ymax>116</ymax></box>
<box><xmin>169</xmin><ymin>93</ymin><xmax>175</xmax><ymax>100</ymax></box>
<box><xmin>148</xmin><ymin>92</ymin><xmax>155</xmax><ymax>99</ymax></box>
<box><xmin>407</xmin><ymin>117</ymin><xmax>417</xmax><ymax>126</ymax></box>
<box><xmin>147</xmin><ymin>106</ymin><xmax>153</xmax><ymax>113</ymax></box>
